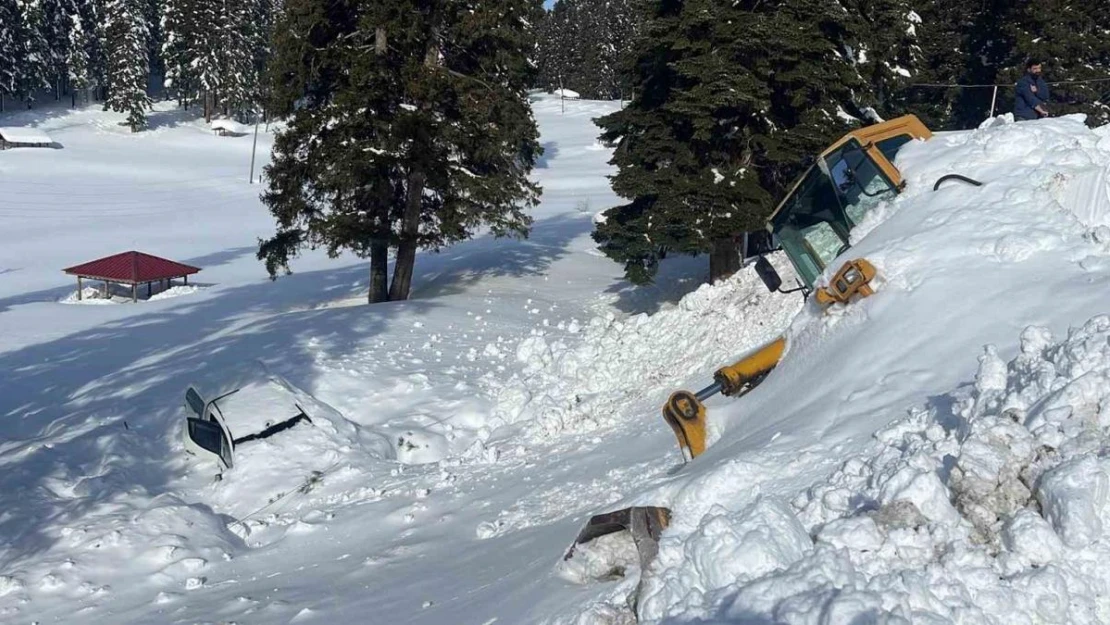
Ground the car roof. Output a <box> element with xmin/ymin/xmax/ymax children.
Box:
<box><xmin>208</xmin><ymin>377</ymin><xmax>309</xmax><ymax>441</ymax></box>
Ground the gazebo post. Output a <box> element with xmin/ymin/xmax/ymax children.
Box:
<box><xmin>77</xmin><ymin>276</ymin><xmax>83</xmax><ymax>300</ymax></box>
<box><xmin>147</xmin><ymin>282</ymin><xmax>152</xmax><ymax>298</ymax></box>
<box><xmin>132</xmin><ymin>283</ymin><xmax>137</xmax><ymax>303</ymax></box>
<box><xmin>103</xmin><ymin>281</ymin><xmax>108</xmax><ymax>298</ymax></box>
<box><xmin>184</xmin><ymin>275</ymin><xmax>188</xmax><ymax>285</ymax></box>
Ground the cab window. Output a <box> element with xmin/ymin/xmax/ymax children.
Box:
<box><xmin>823</xmin><ymin>140</ymin><xmax>897</xmax><ymax>226</ymax></box>
<box><xmin>876</xmin><ymin>134</ymin><xmax>913</xmax><ymax>163</ymax></box>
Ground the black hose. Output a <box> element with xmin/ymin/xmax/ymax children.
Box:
<box><xmin>933</xmin><ymin>174</ymin><xmax>984</xmax><ymax>191</ymax></box>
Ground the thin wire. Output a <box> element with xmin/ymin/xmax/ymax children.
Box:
<box><xmin>909</xmin><ymin>77</ymin><xmax>1110</xmax><ymax>89</ymax></box>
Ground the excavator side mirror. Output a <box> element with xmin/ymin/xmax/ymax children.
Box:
<box><xmin>754</xmin><ymin>256</ymin><xmax>782</xmax><ymax>293</ymax></box>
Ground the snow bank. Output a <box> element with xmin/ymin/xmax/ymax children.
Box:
<box><xmin>149</xmin><ymin>285</ymin><xmax>201</xmax><ymax>300</ymax></box>
<box><xmin>58</xmin><ymin>287</ymin><xmax>117</xmax><ymax>304</ymax></box>
<box><xmin>490</xmin><ymin>259</ymin><xmax>802</xmax><ymax>440</ymax></box>
<box><xmin>625</xmin><ymin>315</ymin><xmax>1110</xmax><ymax>624</ymax></box>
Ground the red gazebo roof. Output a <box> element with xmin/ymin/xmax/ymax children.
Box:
<box><xmin>63</xmin><ymin>251</ymin><xmax>201</xmax><ymax>284</ymax></box>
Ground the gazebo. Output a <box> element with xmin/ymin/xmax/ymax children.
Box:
<box><xmin>63</xmin><ymin>251</ymin><xmax>201</xmax><ymax>302</ymax></box>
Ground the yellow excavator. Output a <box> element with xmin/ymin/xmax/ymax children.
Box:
<box><xmin>562</xmin><ymin>114</ymin><xmax>936</xmax><ymax>617</ymax></box>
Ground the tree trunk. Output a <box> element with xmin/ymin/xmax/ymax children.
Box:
<box><xmin>369</xmin><ymin>238</ymin><xmax>389</xmax><ymax>303</ymax></box>
<box><xmin>388</xmin><ymin>170</ymin><xmax>425</xmax><ymax>301</ymax></box>
<box><xmin>204</xmin><ymin>90</ymin><xmax>213</xmax><ymax>123</ymax></box>
<box><xmin>709</xmin><ymin>237</ymin><xmax>742</xmax><ymax>284</ymax></box>
<box><xmin>387</xmin><ymin>27</ymin><xmax>436</xmax><ymax>302</ymax></box>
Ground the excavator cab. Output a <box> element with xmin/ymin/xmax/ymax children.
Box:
<box><xmin>757</xmin><ymin>115</ymin><xmax>931</xmax><ymax>292</ymax></box>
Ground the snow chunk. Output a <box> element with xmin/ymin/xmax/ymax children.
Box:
<box><xmin>1035</xmin><ymin>455</ymin><xmax>1108</xmax><ymax>548</ymax></box>
<box><xmin>1001</xmin><ymin>508</ymin><xmax>1063</xmax><ymax>566</ymax></box>
<box><xmin>878</xmin><ymin>466</ymin><xmax>960</xmax><ymax>526</ymax></box>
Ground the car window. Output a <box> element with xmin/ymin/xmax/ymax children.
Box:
<box><xmin>185</xmin><ymin>387</ymin><xmax>205</xmax><ymax>417</ymax></box>
<box><xmin>187</xmin><ymin>418</ymin><xmax>234</xmax><ymax>469</ymax></box>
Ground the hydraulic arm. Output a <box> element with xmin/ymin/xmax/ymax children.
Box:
<box><xmin>662</xmin><ymin>337</ymin><xmax>785</xmax><ymax>461</ymax></box>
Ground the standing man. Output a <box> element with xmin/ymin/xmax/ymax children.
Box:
<box><xmin>1014</xmin><ymin>59</ymin><xmax>1051</xmax><ymax>121</ymax></box>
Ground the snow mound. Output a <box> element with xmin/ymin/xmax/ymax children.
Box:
<box><xmin>490</xmin><ymin>259</ymin><xmax>802</xmax><ymax>439</ymax></box>
<box><xmin>58</xmin><ymin>287</ymin><xmax>117</xmax><ymax>304</ymax></box>
<box><xmin>149</xmin><ymin>285</ymin><xmax>201</xmax><ymax>300</ymax></box>
<box><xmin>628</xmin><ymin>315</ymin><xmax>1110</xmax><ymax>624</ymax></box>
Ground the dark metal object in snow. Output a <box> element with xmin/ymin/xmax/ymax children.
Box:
<box><xmin>933</xmin><ymin>174</ymin><xmax>984</xmax><ymax>191</ymax></box>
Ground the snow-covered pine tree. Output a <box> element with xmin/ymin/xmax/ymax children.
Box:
<box><xmin>842</xmin><ymin>0</ymin><xmax>923</xmax><ymax>119</ymax></box>
<box><xmin>1003</xmin><ymin>0</ymin><xmax>1110</xmax><ymax>125</ymax></box>
<box><xmin>39</xmin><ymin>0</ymin><xmax>78</xmax><ymax>99</ymax></box>
<box><xmin>17</xmin><ymin>0</ymin><xmax>51</xmax><ymax>103</ymax></box>
<box><xmin>160</xmin><ymin>0</ymin><xmax>194</xmax><ymax>105</ymax></box>
<box><xmin>77</xmin><ymin>0</ymin><xmax>107</xmax><ymax>100</ymax></box>
<box><xmin>537</xmin><ymin>0</ymin><xmax>578</xmax><ymax>94</ymax></box>
<box><xmin>0</xmin><ymin>0</ymin><xmax>23</xmax><ymax>107</ymax></box>
<box><xmin>215</xmin><ymin>0</ymin><xmax>255</xmax><ymax>115</ymax></box>
<box><xmin>594</xmin><ymin>0</ymin><xmax>866</xmax><ymax>285</ymax></box>
<box><xmin>260</xmin><ymin>0</ymin><xmax>543</xmax><ymax>303</ymax></box>
<box><xmin>104</xmin><ymin>0</ymin><xmax>150</xmax><ymax>131</ymax></box>
<box><xmin>66</xmin><ymin>9</ymin><xmax>91</xmax><ymax>103</ymax></box>
<box><xmin>535</xmin><ymin>0</ymin><xmax>640</xmax><ymax>99</ymax></box>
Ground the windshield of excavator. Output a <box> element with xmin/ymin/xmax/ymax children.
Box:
<box><xmin>771</xmin><ymin>139</ymin><xmax>898</xmax><ymax>286</ymax></box>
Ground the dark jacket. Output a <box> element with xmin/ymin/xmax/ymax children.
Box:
<box><xmin>1014</xmin><ymin>74</ymin><xmax>1050</xmax><ymax>120</ymax></box>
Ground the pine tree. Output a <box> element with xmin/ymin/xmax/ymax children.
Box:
<box><xmin>67</xmin><ymin>9</ymin><xmax>91</xmax><ymax>99</ymax></box>
<box><xmin>17</xmin><ymin>0</ymin><xmax>51</xmax><ymax>103</ymax></box>
<box><xmin>0</xmin><ymin>0</ymin><xmax>23</xmax><ymax>104</ymax></box>
<box><xmin>160</xmin><ymin>0</ymin><xmax>194</xmax><ymax>104</ymax></box>
<box><xmin>843</xmin><ymin>0</ymin><xmax>923</xmax><ymax>119</ymax></box>
<box><xmin>594</xmin><ymin>0</ymin><xmax>868</xmax><ymax>285</ymax></box>
<box><xmin>260</xmin><ymin>0</ymin><xmax>543</xmax><ymax>303</ymax></box>
<box><xmin>104</xmin><ymin>0</ymin><xmax>150</xmax><ymax>131</ymax></box>
<box><xmin>77</xmin><ymin>0</ymin><xmax>107</xmax><ymax>100</ymax></box>
<box><xmin>40</xmin><ymin>0</ymin><xmax>78</xmax><ymax>99</ymax></box>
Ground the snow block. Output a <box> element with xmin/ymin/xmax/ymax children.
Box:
<box><xmin>687</xmin><ymin>498</ymin><xmax>813</xmax><ymax>591</ymax></box>
<box><xmin>878</xmin><ymin>467</ymin><xmax>961</xmax><ymax>527</ymax></box>
<box><xmin>816</xmin><ymin>516</ymin><xmax>885</xmax><ymax>553</ymax></box>
<box><xmin>1002</xmin><ymin>508</ymin><xmax>1063</xmax><ymax>566</ymax></box>
<box><xmin>1035</xmin><ymin>456</ymin><xmax>1108</xmax><ymax>548</ymax></box>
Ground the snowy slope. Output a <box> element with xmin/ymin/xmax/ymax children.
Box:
<box><xmin>5</xmin><ymin>94</ymin><xmax>1110</xmax><ymax>625</ymax></box>
<box><xmin>0</xmin><ymin>96</ymin><xmax>800</xmax><ymax>624</ymax></box>
<box><xmin>565</xmin><ymin>114</ymin><xmax>1110</xmax><ymax>625</ymax></box>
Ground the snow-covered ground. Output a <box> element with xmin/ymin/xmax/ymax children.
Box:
<box><xmin>3</xmin><ymin>94</ymin><xmax>1110</xmax><ymax>625</ymax></box>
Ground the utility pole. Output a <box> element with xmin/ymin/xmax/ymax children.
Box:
<box><xmin>249</xmin><ymin>109</ymin><xmax>260</xmax><ymax>184</ymax></box>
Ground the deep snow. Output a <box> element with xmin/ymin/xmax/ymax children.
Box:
<box><xmin>3</xmin><ymin>93</ymin><xmax>1110</xmax><ymax>625</ymax></box>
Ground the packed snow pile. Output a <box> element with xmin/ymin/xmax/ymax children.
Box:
<box><xmin>630</xmin><ymin>316</ymin><xmax>1110</xmax><ymax>624</ymax></box>
<box><xmin>489</xmin><ymin>258</ymin><xmax>802</xmax><ymax>439</ymax></box>
<box><xmin>149</xmin><ymin>285</ymin><xmax>202</xmax><ymax>300</ymax></box>
<box><xmin>58</xmin><ymin>286</ymin><xmax>117</xmax><ymax>304</ymax></box>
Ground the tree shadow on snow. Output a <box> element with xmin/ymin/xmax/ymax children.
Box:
<box><xmin>0</xmin><ymin>222</ymin><xmax>578</xmax><ymax>572</ymax></box>
<box><xmin>536</xmin><ymin>141</ymin><xmax>559</xmax><ymax>169</ymax></box>
<box><xmin>0</xmin><ymin>246</ymin><xmax>256</xmax><ymax>314</ymax></box>
<box><xmin>409</xmin><ymin>212</ymin><xmax>588</xmax><ymax>300</ymax></box>
<box><xmin>0</xmin><ymin>258</ymin><xmax>441</xmax><ymax>572</ymax></box>
<box><xmin>603</xmin><ymin>253</ymin><xmax>709</xmax><ymax>315</ymax></box>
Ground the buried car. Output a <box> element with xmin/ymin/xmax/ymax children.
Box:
<box><xmin>180</xmin><ymin>365</ymin><xmax>395</xmax><ymax>518</ymax></box>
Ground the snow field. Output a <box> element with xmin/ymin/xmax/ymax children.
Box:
<box><xmin>7</xmin><ymin>95</ymin><xmax>1110</xmax><ymax>625</ymax></box>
